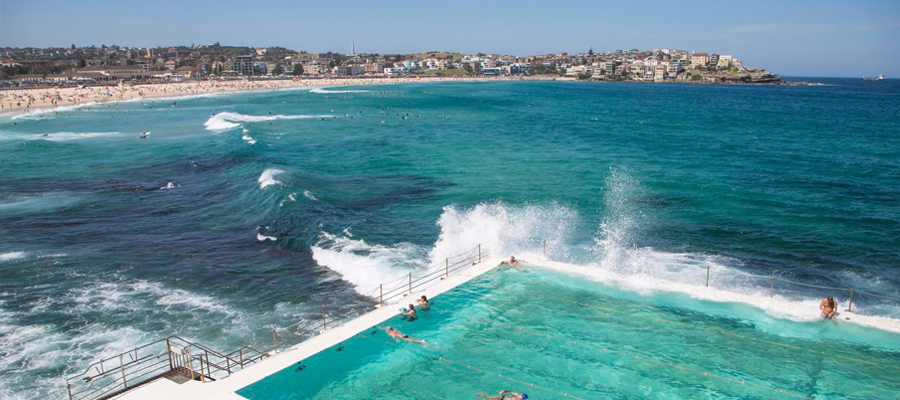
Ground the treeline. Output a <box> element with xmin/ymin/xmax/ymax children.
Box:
<box><xmin>0</xmin><ymin>64</ymin><xmax>74</xmax><ymax>79</ymax></box>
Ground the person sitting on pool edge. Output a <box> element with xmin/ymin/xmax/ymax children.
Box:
<box><xmin>499</xmin><ymin>256</ymin><xmax>528</xmax><ymax>271</ymax></box>
<box><xmin>415</xmin><ymin>295</ymin><xmax>429</xmax><ymax>309</ymax></box>
<box><xmin>382</xmin><ymin>326</ymin><xmax>426</xmax><ymax>345</ymax></box>
<box><xmin>477</xmin><ymin>389</ymin><xmax>528</xmax><ymax>399</ymax></box>
<box><xmin>820</xmin><ymin>296</ymin><xmax>838</xmax><ymax>319</ymax></box>
<box><xmin>401</xmin><ymin>304</ymin><xmax>417</xmax><ymax>321</ymax></box>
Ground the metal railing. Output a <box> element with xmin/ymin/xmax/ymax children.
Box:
<box><xmin>59</xmin><ymin>243</ymin><xmax>490</xmax><ymax>400</ymax></box>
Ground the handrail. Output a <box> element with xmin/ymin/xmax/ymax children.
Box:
<box><xmin>61</xmin><ymin>243</ymin><xmax>491</xmax><ymax>400</ymax></box>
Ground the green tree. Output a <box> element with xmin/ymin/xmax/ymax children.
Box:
<box><xmin>462</xmin><ymin>62</ymin><xmax>473</xmax><ymax>74</ymax></box>
<box><xmin>588</xmin><ymin>47</ymin><xmax>594</xmax><ymax>56</ymax></box>
<box><xmin>292</xmin><ymin>64</ymin><xmax>304</xmax><ymax>76</ymax></box>
<box><xmin>272</xmin><ymin>64</ymin><xmax>283</xmax><ymax>75</ymax></box>
<box><xmin>71</xmin><ymin>44</ymin><xmax>76</xmax><ymax>50</ymax></box>
<box><xmin>78</xmin><ymin>59</ymin><xmax>87</xmax><ymax>68</ymax></box>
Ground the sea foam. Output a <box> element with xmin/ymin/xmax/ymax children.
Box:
<box><xmin>204</xmin><ymin>112</ymin><xmax>334</xmax><ymax>131</ymax></box>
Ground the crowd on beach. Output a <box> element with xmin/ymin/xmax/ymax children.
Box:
<box><xmin>0</xmin><ymin>76</ymin><xmax>549</xmax><ymax>115</ymax></box>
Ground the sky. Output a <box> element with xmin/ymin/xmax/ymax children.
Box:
<box><xmin>1</xmin><ymin>0</ymin><xmax>899</xmax><ymax>77</ymax></box>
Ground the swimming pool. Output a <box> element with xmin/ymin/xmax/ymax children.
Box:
<box><xmin>237</xmin><ymin>266</ymin><xmax>900</xmax><ymax>399</ymax></box>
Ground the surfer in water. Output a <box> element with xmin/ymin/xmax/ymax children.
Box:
<box><xmin>820</xmin><ymin>296</ymin><xmax>838</xmax><ymax>319</ymax></box>
<box><xmin>499</xmin><ymin>256</ymin><xmax>528</xmax><ymax>271</ymax></box>
<box><xmin>382</xmin><ymin>326</ymin><xmax>425</xmax><ymax>345</ymax></box>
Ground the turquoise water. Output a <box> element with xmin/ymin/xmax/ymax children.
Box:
<box><xmin>238</xmin><ymin>267</ymin><xmax>900</xmax><ymax>400</ymax></box>
<box><xmin>1</xmin><ymin>79</ymin><xmax>900</xmax><ymax>398</ymax></box>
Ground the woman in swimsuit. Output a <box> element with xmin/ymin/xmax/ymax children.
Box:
<box><xmin>820</xmin><ymin>296</ymin><xmax>838</xmax><ymax>319</ymax></box>
<box><xmin>383</xmin><ymin>326</ymin><xmax>426</xmax><ymax>345</ymax></box>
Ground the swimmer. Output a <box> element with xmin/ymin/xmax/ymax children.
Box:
<box><xmin>382</xmin><ymin>326</ymin><xmax>425</xmax><ymax>345</ymax></box>
<box><xmin>401</xmin><ymin>304</ymin><xmax>418</xmax><ymax>321</ymax></box>
<box><xmin>477</xmin><ymin>390</ymin><xmax>528</xmax><ymax>400</ymax></box>
<box><xmin>415</xmin><ymin>295</ymin><xmax>429</xmax><ymax>309</ymax></box>
<box><xmin>820</xmin><ymin>296</ymin><xmax>838</xmax><ymax>320</ymax></box>
<box><xmin>499</xmin><ymin>256</ymin><xmax>528</xmax><ymax>271</ymax></box>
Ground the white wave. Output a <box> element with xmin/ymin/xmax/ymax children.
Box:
<box><xmin>0</xmin><ymin>251</ymin><xmax>26</xmax><ymax>262</ymax></box>
<box><xmin>257</xmin><ymin>233</ymin><xmax>277</xmax><ymax>242</ymax></box>
<box><xmin>309</xmin><ymin>88</ymin><xmax>369</xmax><ymax>94</ymax></box>
<box><xmin>159</xmin><ymin>182</ymin><xmax>178</xmax><ymax>190</ymax></box>
<box><xmin>9</xmin><ymin>102</ymin><xmax>99</xmax><ymax>120</ymax></box>
<box><xmin>302</xmin><ymin>190</ymin><xmax>318</xmax><ymax>201</ymax></box>
<box><xmin>204</xmin><ymin>111</ymin><xmax>334</xmax><ymax>131</ymax></box>
<box><xmin>0</xmin><ymin>131</ymin><xmax>122</xmax><ymax>142</ymax></box>
<box><xmin>258</xmin><ymin>168</ymin><xmax>284</xmax><ymax>189</ymax></box>
<box><xmin>242</xmin><ymin>134</ymin><xmax>257</xmax><ymax>145</ymax></box>
<box><xmin>311</xmin><ymin>231</ymin><xmax>427</xmax><ymax>294</ymax></box>
<box><xmin>429</xmin><ymin>201</ymin><xmax>577</xmax><ymax>264</ymax></box>
<box><xmin>535</xmin><ymin>258</ymin><xmax>900</xmax><ymax>335</ymax></box>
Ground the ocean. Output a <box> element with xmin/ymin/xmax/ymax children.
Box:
<box><xmin>1</xmin><ymin>78</ymin><xmax>899</xmax><ymax>399</ymax></box>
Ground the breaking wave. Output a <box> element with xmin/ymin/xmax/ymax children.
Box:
<box><xmin>204</xmin><ymin>112</ymin><xmax>334</xmax><ymax>131</ymax></box>
<box><xmin>0</xmin><ymin>251</ymin><xmax>27</xmax><ymax>262</ymax></box>
<box><xmin>9</xmin><ymin>102</ymin><xmax>99</xmax><ymax>120</ymax></box>
<box><xmin>309</xmin><ymin>88</ymin><xmax>369</xmax><ymax>94</ymax></box>
<box><xmin>0</xmin><ymin>131</ymin><xmax>122</xmax><ymax>141</ymax></box>
<box><xmin>311</xmin><ymin>231</ymin><xmax>428</xmax><ymax>294</ymax></box>
<box><xmin>258</xmin><ymin>168</ymin><xmax>285</xmax><ymax>189</ymax></box>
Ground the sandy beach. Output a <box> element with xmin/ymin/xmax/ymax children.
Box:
<box><xmin>0</xmin><ymin>76</ymin><xmax>553</xmax><ymax>116</ymax></box>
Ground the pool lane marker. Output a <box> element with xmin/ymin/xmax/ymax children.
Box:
<box><xmin>551</xmin><ymin>295</ymin><xmax>900</xmax><ymax>371</ymax></box>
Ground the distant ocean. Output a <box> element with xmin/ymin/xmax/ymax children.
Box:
<box><xmin>1</xmin><ymin>78</ymin><xmax>899</xmax><ymax>398</ymax></box>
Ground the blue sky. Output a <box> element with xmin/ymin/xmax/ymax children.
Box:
<box><xmin>2</xmin><ymin>0</ymin><xmax>898</xmax><ymax>77</ymax></box>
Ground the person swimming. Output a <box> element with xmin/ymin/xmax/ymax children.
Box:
<box><xmin>401</xmin><ymin>304</ymin><xmax>418</xmax><ymax>321</ymax></box>
<box><xmin>477</xmin><ymin>390</ymin><xmax>528</xmax><ymax>399</ymax></box>
<box><xmin>415</xmin><ymin>295</ymin><xmax>429</xmax><ymax>309</ymax></box>
<box><xmin>383</xmin><ymin>326</ymin><xmax>425</xmax><ymax>345</ymax></box>
<box><xmin>820</xmin><ymin>296</ymin><xmax>838</xmax><ymax>319</ymax></box>
<box><xmin>499</xmin><ymin>256</ymin><xmax>527</xmax><ymax>271</ymax></box>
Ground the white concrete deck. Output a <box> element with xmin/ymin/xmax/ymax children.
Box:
<box><xmin>110</xmin><ymin>257</ymin><xmax>502</xmax><ymax>400</ymax></box>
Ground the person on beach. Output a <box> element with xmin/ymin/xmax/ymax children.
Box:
<box><xmin>820</xmin><ymin>296</ymin><xmax>838</xmax><ymax>319</ymax></box>
<box><xmin>383</xmin><ymin>326</ymin><xmax>425</xmax><ymax>345</ymax></box>
<box><xmin>401</xmin><ymin>304</ymin><xmax>418</xmax><ymax>321</ymax></box>
<box><xmin>477</xmin><ymin>390</ymin><xmax>528</xmax><ymax>399</ymax></box>
<box><xmin>499</xmin><ymin>256</ymin><xmax>527</xmax><ymax>271</ymax></box>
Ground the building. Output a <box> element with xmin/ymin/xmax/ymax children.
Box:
<box><xmin>303</xmin><ymin>64</ymin><xmax>323</xmax><ymax>75</ymax></box>
<box><xmin>232</xmin><ymin>55</ymin><xmax>255</xmax><ymax>75</ymax></box>
<box><xmin>716</xmin><ymin>55</ymin><xmax>733</xmax><ymax>68</ymax></box>
<box><xmin>690</xmin><ymin>53</ymin><xmax>709</xmax><ymax>69</ymax></box>
<box><xmin>654</xmin><ymin>65</ymin><xmax>667</xmax><ymax>81</ymax></box>
<box><xmin>364</xmin><ymin>62</ymin><xmax>383</xmax><ymax>74</ymax></box>
<box><xmin>384</xmin><ymin>66</ymin><xmax>407</xmax><ymax>77</ymax></box>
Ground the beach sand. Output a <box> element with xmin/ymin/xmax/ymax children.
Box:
<box><xmin>0</xmin><ymin>76</ymin><xmax>553</xmax><ymax>116</ymax></box>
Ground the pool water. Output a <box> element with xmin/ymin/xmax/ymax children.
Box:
<box><xmin>237</xmin><ymin>267</ymin><xmax>900</xmax><ymax>400</ymax></box>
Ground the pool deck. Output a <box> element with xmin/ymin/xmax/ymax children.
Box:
<box><xmin>110</xmin><ymin>257</ymin><xmax>503</xmax><ymax>400</ymax></box>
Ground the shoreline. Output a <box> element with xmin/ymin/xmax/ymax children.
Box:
<box><xmin>0</xmin><ymin>76</ymin><xmax>554</xmax><ymax>117</ymax></box>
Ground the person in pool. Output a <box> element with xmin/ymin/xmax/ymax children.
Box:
<box><xmin>820</xmin><ymin>296</ymin><xmax>838</xmax><ymax>319</ymax></box>
<box><xmin>477</xmin><ymin>390</ymin><xmax>528</xmax><ymax>399</ymax></box>
<box><xmin>499</xmin><ymin>256</ymin><xmax>528</xmax><ymax>271</ymax></box>
<box><xmin>415</xmin><ymin>295</ymin><xmax>429</xmax><ymax>309</ymax></box>
<box><xmin>401</xmin><ymin>304</ymin><xmax>418</xmax><ymax>321</ymax></box>
<box><xmin>383</xmin><ymin>326</ymin><xmax>425</xmax><ymax>345</ymax></box>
